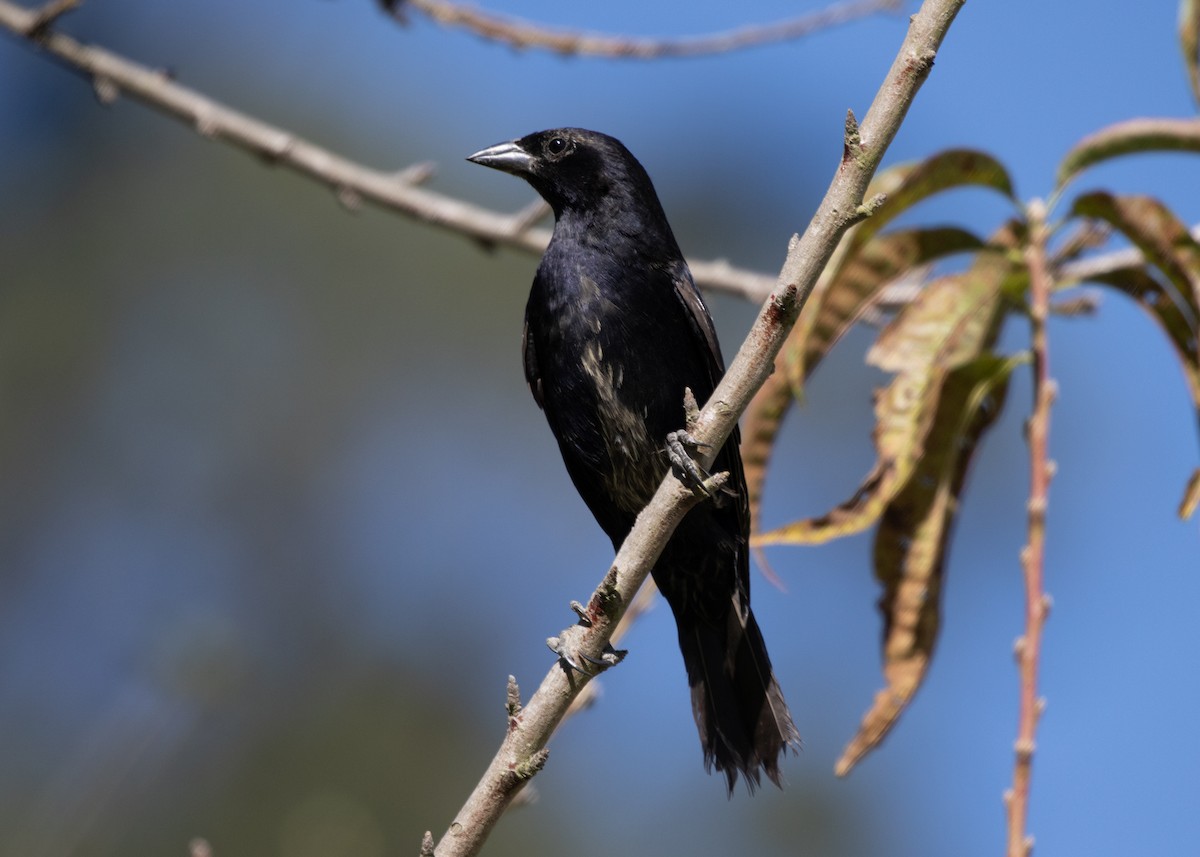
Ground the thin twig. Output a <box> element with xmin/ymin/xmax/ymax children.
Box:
<box><xmin>1005</xmin><ymin>199</ymin><xmax>1055</xmax><ymax>857</ymax></box>
<box><xmin>391</xmin><ymin>0</ymin><xmax>903</xmax><ymax>59</ymax></box>
<box><xmin>3</xmin><ymin>0</ymin><xmax>1192</xmax><ymax>311</ymax></box>
<box><xmin>0</xmin><ymin>0</ymin><xmax>775</xmax><ymax>302</ymax></box>
<box><xmin>1057</xmin><ymin>224</ymin><xmax>1200</xmax><ymax>285</ymax></box>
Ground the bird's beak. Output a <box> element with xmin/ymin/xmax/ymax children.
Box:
<box><xmin>466</xmin><ymin>140</ymin><xmax>535</xmax><ymax>175</ymax></box>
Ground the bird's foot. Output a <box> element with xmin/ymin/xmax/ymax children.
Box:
<box><xmin>666</xmin><ymin>430</ymin><xmax>729</xmax><ymax>500</ymax></box>
<box><xmin>547</xmin><ymin>602</ymin><xmax>627</xmax><ymax>675</ymax></box>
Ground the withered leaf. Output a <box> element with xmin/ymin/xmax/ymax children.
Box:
<box><xmin>1057</xmin><ymin>118</ymin><xmax>1200</xmax><ymax>190</ymax></box>
<box><xmin>835</xmin><ymin>353</ymin><xmax>1023</xmax><ymax>775</ymax></box>
<box><xmin>755</xmin><ymin>225</ymin><xmax>1018</xmax><ymax>547</ymax></box>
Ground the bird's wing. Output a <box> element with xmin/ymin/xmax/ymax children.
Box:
<box><xmin>669</xmin><ymin>259</ymin><xmax>726</xmax><ymax>383</ymax></box>
<box><xmin>670</xmin><ymin>259</ymin><xmax>752</xmax><ymax>589</ymax></box>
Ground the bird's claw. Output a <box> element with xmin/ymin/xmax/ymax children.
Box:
<box><xmin>666</xmin><ymin>429</ymin><xmax>718</xmax><ymax>498</ymax></box>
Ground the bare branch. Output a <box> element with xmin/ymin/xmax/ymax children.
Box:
<box><xmin>2</xmin><ymin>2</ymin><xmax>968</xmax><ymax>851</ymax></box>
<box><xmin>1004</xmin><ymin>199</ymin><xmax>1055</xmax><ymax>857</ymax></box>
<box><xmin>389</xmin><ymin>0</ymin><xmax>902</xmax><ymax>59</ymax></box>
<box><xmin>0</xmin><ymin>0</ymin><xmax>784</xmax><ymax>303</ymax></box>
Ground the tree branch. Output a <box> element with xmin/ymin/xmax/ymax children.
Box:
<box><xmin>1004</xmin><ymin>199</ymin><xmax>1055</xmax><ymax>857</ymax></box>
<box><xmin>5</xmin><ymin>0</ymin><xmax>1192</xmax><ymax>314</ymax></box>
<box><xmin>1</xmin><ymin>2</ymin><xmax>971</xmax><ymax>851</ymax></box>
<box><xmin>432</xmin><ymin>1</ymin><xmax>965</xmax><ymax>854</ymax></box>
<box><xmin>386</xmin><ymin>0</ymin><xmax>902</xmax><ymax>59</ymax></box>
<box><xmin>0</xmin><ymin>0</ymin><xmax>778</xmax><ymax>302</ymax></box>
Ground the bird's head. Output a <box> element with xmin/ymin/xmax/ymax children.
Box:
<box><xmin>468</xmin><ymin>128</ymin><xmax>664</xmax><ymax>223</ymax></box>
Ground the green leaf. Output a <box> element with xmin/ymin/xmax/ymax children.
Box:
<box><xmin>1057</xmin><ymin>118</ymin><xmax>1200</xmax><ymax>189</ymax></box>
<box><xmin>755</xmin><ymin>227</ymin><xmax>1017</xmax><ymax>547</ymax></box>
<box><xmin>835</xmin><ymin>353</ymin><xmax>1023</xmax><ymax>776</ymax></box>
<box><xmin>1072</xmin><ymin>192</ymin><xmax>1200</xmax><ymax>320</ymax></box>
<box><xmin>1183</xmin><ymin>0</ymin><xmax>1200</xmax><ymax>106</ymax></box>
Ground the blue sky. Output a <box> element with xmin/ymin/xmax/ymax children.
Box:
<box><xmin>2</xmin><ymin>2</ymin><xmax>1198</xmax><ymax>855</ymax></box>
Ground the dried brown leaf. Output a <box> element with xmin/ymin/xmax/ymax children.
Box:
<box><xmin>756</xmin><ymin>240</ymin><xmax>1012</xmax><ymax>546</ymax></box>
<box><xmin>783</xmin><ymin>150</ymin><xmax>1015</xmax><ymax>392</ymax></box>
<box><xmin>836</xmin><ymin>353</ymin><xmax>1022</xmax><ymax>775</ymax></box>
<box><xmin>1181</xmin><ymin>0</ymin><xmax>1200</xmax><ymax>105</ymax></box>
<box><xmin>1057</xmin><ymin>118</ymin><xmax>1200</xmax><ymax>189</ymax></box>
<box><xmin>1071</xmin><ymin>192</ymin><xmax>1200</xmax><ymax>318</ymax></box>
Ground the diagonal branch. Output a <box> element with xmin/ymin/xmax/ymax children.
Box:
<box><xmin>434</xmin><ymin>2</ymin><xmax>966</xmax><ymax>854</ymax></box>
<box><xmin>387</xmin><ymin>0</ymin><xmax>902</xmax><ymax>59</ymax></box>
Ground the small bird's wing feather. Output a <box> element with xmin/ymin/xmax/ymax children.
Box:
<box><xmin>669</xmin><ymin>260</ymin><xmax>726</xmax><ymax>382</ymax></box>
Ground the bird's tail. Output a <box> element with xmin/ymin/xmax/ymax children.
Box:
<box><xmin>675</xmin><ymin>599</ymin><xmax>800</xmax><ymax>794</ymax></box>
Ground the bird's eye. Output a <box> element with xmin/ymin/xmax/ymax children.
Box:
<box><xmin>546</xmin><ymin>137</ymin><xmax>568</xmax><ymax>156</ymax></box>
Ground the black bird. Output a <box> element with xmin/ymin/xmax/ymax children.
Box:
<box><xmin>468</xmin><ymin>128</ymin><xmax>798</xmax><ymax>792</ymax></box>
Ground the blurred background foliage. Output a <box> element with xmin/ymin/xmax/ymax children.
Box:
<box><xmin>1</xmin><ymin>1</ymin><xmax>1198</xmax><ymax>856</ymax></box>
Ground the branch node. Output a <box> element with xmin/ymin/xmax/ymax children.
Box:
<box><xmin>906</xmin><ymin>47</ymin><xmax>937</xmax><ymax>82</ymax></box>
<box><xmin>258</xmin><ymin>133</ymin><xmax>295</xmax><ymax>163</ymax></box>
<box><xmin>92</xmin><ymin>75</ymin><xmax>119</xmax><ymax>106</ymax></box>
<box><xmin>1012</xmin><ymin>635</ymin><xmax>1027</xmax><ymax>660</ymax></box>
<box><xmin>1013</xmin><ymin>737</ymin><xmax>1036</xmax><ymax>762</ymax></box>
<box><xmin>336</xmin><ymin>186</ymin><xmax>363</xmax><ymax>212</ymax></box>
<box><xmin>396</xmin><ymin>160</ymin><xmax>438</xmax><ymax>185</ymax></box>
<box><xmin>514</xmin><ymin>747</ymin><xmax>550</xmax><ymax>780</ymax></box>
<box><xmin>419</xmin><ymin>831</ymin><xmax>436</xmax><ymax>857</ymax></box>
<box><xmin>24</xmin><ymin>0</ymin><xmax>79</xmax><ymax>38</ymax></box>
<box><xmin>193</xmin><ymin>109</ymin><xmax>218</xmax><ymax>138</ymax></box>
<box><xmin>843</xmin><ymin>108</ymin><xmax>862</xmax><ymax>159</ymax></box>
<box><xmin>505</xmin><ymin>674</ymin><xmax>522</xmax><ymax>720</ymax></box>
